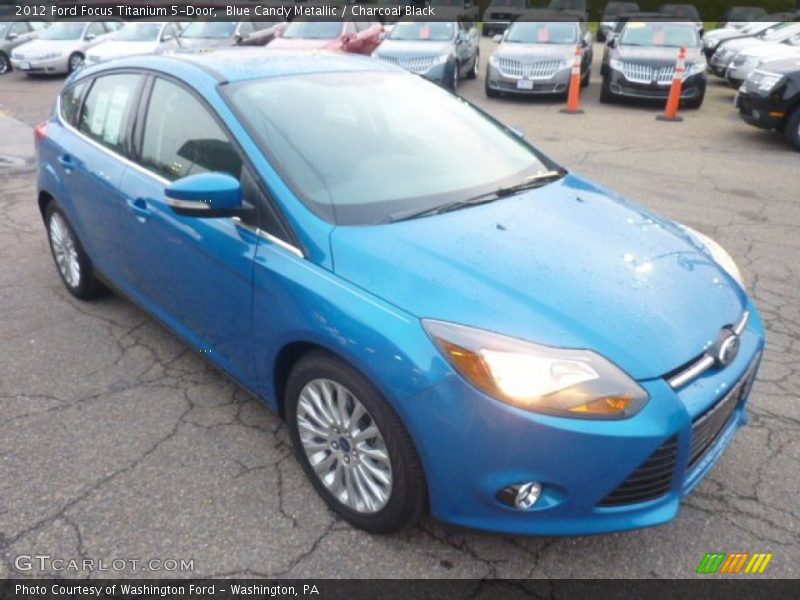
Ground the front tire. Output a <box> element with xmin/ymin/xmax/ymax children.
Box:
<box><xmin>67</xmin><ymin>52</ymin><xmax>83</xmax><ymax>74</ymax></box>
<box><xmin>485</xmin><ymin>76</ymin><xmax>500</xmax><ymax>98</ymax></box>
<box><xmin>784</xmin><ymin>107</ymin><xmax>800</xmax><ymax>152</ymax></box>
<box><xmin>466</xmin><ymin>51</ymin><xmax>479</xmax><ymax>80</ymax></box>
<box><xmin>683</xmin><ymin>92</ymin><xmax>705</xmax><ymax>109</ymax></box>
<box><xmin>0</xmin><ymin>52</ymin><xmax>10</xmax><ymax>75</ymax></box>
<box><xmin>286</xmin><ymin>351</ymin><xmax>426</xmax><ymax>534</ymax></box>
<box><xmin>599</xmin><ymin>80</ymin><xmax>613</xmax><ymax>103</ymax></box>
<box><xmin>45</xmin><ymin>203</ymin><xmax>103</xmax><ymax>300</ymax></box>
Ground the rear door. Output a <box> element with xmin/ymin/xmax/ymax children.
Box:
<box><xmin>118</xmin><ymin>75</ymin><xmax>259</xmax><ymax>385</ymax></box>
<box><xmin>54</xmin><ymin>72</ymin><xmax>143</xmax><ymax>279</ymax></box>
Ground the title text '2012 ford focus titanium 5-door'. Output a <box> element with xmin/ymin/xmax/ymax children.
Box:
<box><xmin>36</xmin><ymin>49</ymin><xmax>764</xmax><ymax>535</ymax></box>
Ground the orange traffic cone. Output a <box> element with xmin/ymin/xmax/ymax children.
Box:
<box><xmin>560</xmin><ymin>45</ymin><xmax>584</xmax><ymax>115</ymax></box>
<box><xmin>657</xmin><ymin>46</ymin><xmax>687</xmax><ymax>122</ymax></box>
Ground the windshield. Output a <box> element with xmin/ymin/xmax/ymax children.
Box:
<box><xmin>428</xmin><ymin>0</ymin><xmax>462</xmax><ymax>5</ymax></box>
<box><xmin>227</xmin><ymin>72</ymin><xmax>555</xmax><ymax>225</ymax></box>
<box><xmin>621</xmin><ymin>22</ymin><xmax>699</xmax><ymax>47</ymax></box>
<box><xmin>388</xmin><ymin>22</ymin><xmax>455</xmax><ymax>41</ymax></box>
<box><xmin>282</xmin><ymin>21</ymin><xmax>342</xmax><ymax>40</ymax></box>
<box><xmin>181</xmin><ymin>22</ymin><xmax>235</xmax><ymax>39</ymax></box>
<box><xmin>0</xmin><ymin>22</ymin><xmax>10</xmax><ymax>36</ymax></box>
<box><xmin>603</xmin><ymin>3</ymin><xmax>640</xmax><ymax>18</ymax></box>
<box><xmin>113</xmin><ymin>23</ymin><xmax>162</xmax><ymax>42</ymax></box>
<box><xmin>40</xmin><ymin>22</ymin><xmax>85</xmax><ymax>41</ymax></box>
<box><xmin>506</xmin><ymin>22</ymin><xmax>578</xmax><ymax>44</ymax></box>
<box><xmin>658</xmin><ymin>4</ymin><xmax>700</xmax><ymax>19</ymax></box>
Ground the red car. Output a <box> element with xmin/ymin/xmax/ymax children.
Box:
<box><xmin>267</xmin><ymin>21</ymin><xmax>383</xmax><ymax>54</ymax></box>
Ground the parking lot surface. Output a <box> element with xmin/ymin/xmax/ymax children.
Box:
<box><xmin>1</xmin><ymin>41</ymin><xmax>798</xmax><ymax>578</ymax></box>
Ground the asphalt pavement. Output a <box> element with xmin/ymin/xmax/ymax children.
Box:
<box><xmin>0</xmin><ymin>41</ymin><xmax>798</xmax><ymax>578</ymax></box>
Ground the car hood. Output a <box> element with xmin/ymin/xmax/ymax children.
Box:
<box><xmin>376</xmin><ymin>40</ymin><xmax>454</xmax><ymax>58</ymax></box>
<box><xmin>759</xmin><ymin>56</ymin><xmax>800</xmax><ymax>74</ymax></box>
<box><xmin>12</xmin><ymin>39</ymin><xmax>80</xmax><ymax>57</ymax></box>
<box><xmin>718</xmin><ymin>37</ymin><xmax>767</xmax><ymax>54</ymax></box>
<box><xmin>616</xmin><ymin>45</ymin><xmax>704</xmax><ymax>65</ymax></box>
<box><xmin>496</xmin><ymin>43</ymin><xmax>574</xmax><ymax>62</ymax></box>
<box><xmin>87</xmin><ymin>40</ymin><xmax>159</xmax><ymax>59</ymax></box>
<box><xmin>268</xmin><ymin>37</ymin><xmax>342</xmax><ymax>51</ymax></box>
<box><xmin>330</xmin><ymin>174</ymin><xmax>746</xmax><ymax>381</ymax></box>
<box><xmin>740</xmin><ymin>41</ymin><xmax>800</xmax><ymax>59</ymax></box>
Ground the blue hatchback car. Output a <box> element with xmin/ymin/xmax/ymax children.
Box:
<box><xmin>36</xmin><ymin>49</ymin><xmax>764</xmax><ymax>536</ymax></box>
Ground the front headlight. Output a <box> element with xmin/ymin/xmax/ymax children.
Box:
<box><xmin>430</xmin><ymin>53</ymin><xmax>451</xmax><ymax>67</ymax></box>
<box><xmin>685</xmin><ymin>61</ymin><xmax>707</xmax><ymax>77</ymax></box>
<box><xmin>488</xmin><ymin>54</ymin><xmax>499</xmax><ymax>67</ymax></box>
<box><xmin>423</xmin><ymin>320</ymin><xmax>649</xmax><ymax>419</ymax></box>
<box><xmin>609</xmin><ymin>58</ymin><xmax>624</xmax><ymax>72</ymax></box>
<box><xmin>748</xmin><ymin>69</ymin><xmax>783</xmax><ymax>92</ymax></box>
<box><xmin>678</xmin><ymin>225</ymin><xmax>744</xmax><ymax>289</ymax></box>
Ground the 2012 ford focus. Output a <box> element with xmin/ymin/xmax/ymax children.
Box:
<box><xmin>36</xmin><ymin>49</ymin><xmax>764</xmax><ymax>535</ymax></box>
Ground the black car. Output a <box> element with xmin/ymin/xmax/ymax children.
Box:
<box><xmin>601</xmin><ymin>21</ymin><xmax>707</xmax><ymax>108</ymax></box>
<box><xmin>482</xmin><ymin>0</ymin><xmax>532</xmax><ymax>37</ymax></box>
<box><xmin>604</xmin><ymin>11</ymin><xmax>664</xmax><ymax>45</ymax></box>
<box><xmin>736</xmin><ymin>57</ymin><xmax>800</xmax><ymax>151</ymax></box>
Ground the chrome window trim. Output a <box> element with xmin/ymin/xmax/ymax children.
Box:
<box><xmin>232</xmin><ymin>217</ymin><xmax>304</xmax><ymax>259</ymax></box>
<box><xmin>668</xmin><ymin>310</ymin><xmax>750</xmax><ymax>389</ymax></box>
<box><xmin>56</xmin><ymin>94</ymin><xmax>306</xmax><ymax>260</ymax></box>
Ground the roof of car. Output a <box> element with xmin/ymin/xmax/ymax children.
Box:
<box><xmin>80</xmin><ymin>48</ymin><xmax>399</xmax><ymax>84</ymax></box>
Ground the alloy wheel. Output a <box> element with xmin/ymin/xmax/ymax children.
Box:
<box><xmin>452</xmin><ymin>64</ymin><xmax>458</xmax><ymax>91</ymax></box>
<box><xmin>473</xmin><ymin>52</ymin><xmax>479</xmax><ymax>78</ymax></box>
<box><xmin>296</xmin><ymin>378</ymin><xmax>393</xmax><ymax>513</ymax></box>
<box><xmin>0</xmin><ymin>55</ymin><xmax>9</xmax><ymax>75</ymax></box>
<box><xmin>68</xmin><ymin>54</ymin><xmax>83</xmax><ymax>73</ymax></box>
<box><xmin>49</xmin><ymin>212</ymin><xmax>81</xmax><ymax>288</ymax></box>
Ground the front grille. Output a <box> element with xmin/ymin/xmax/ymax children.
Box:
<box><xmin>619</xmin><ymin>62</ymin><xmax>674</xmax><ymax>85</ymax></box>
<box><xmin>378</xmin><ymin>55</ymin><xmax>436</xmax><ymax>74</ymax></box>
<box><xmin>688</xmin><ymin>359</ymin><xmax>758</xmax><ymax>470</ymax></box>
<box><xmin>599</xmin><ymin>436</ymin><xmax>678</xmax><ymax>506</ymax></box>
<box><xmin>495</xmin><ymin>58</ymin><xmax>561</xmax><ymax>80</ymax></box>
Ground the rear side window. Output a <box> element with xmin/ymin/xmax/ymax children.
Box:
<box><xmin>59</xmin><ymin>81</ymin><xmax>87</xmax><ymax>126</ymax></box>
<box><xmin>78</xmin><ymin>74</ymin><xmax>141</xmax><ymax>154</ymax></box>
<box><xmin>139</xmin><ymin>78</ymin><xmax>242</xmax><ymax>181</ymax></box>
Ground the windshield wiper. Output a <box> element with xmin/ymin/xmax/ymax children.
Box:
<box><xmin>388</xmin><ymin>169</ymin><xmax>567</xmax><ymax>223</ymax></box>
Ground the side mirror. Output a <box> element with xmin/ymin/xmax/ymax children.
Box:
<box><xmin>607</xmin><ymin>38</ymin><xmax>616</xmax><ymax>48</ymax></box>
<box><xmin>162</xmin><ymin>34</ymin><xmax>174</xmax><ymax>42</ymax></box>
<box><xmin>234</xmin><ymin>32</ymin><xmax>244</xmax><ymax>44</ymax></box>
<box><xmin>7</xmin><ymin>32</ymin><xmax>18</xmax><ymax>41</ymax></box>
<box><xmin>581</xmin><ymin>38</ymin><xmax>589</xmax><ymax>48</ymax></box>
<box><xmin>509</xmin><ymin>126</ymin><xmax>526</xmax><ymax>139</ymax></box>
<box><xmin>85</xmin><ymin>33</ymin><xmax>96</xmax><ymax>41</ymax></box>
<box><xmin>165</xmin><ymin>173</ymin><xmax>244</xmax><ymax>218</ymax></box>
<box><xmin>493</xmin><ymin>34</ymin><xmax>503</xmax><ymax>43</ymax></box>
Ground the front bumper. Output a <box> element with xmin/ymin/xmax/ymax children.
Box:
<box><xmin>604</xmin><ymin>69</ymin><xmax>706</xmax><ymax>102</ymax></box>
<box><xmin>485</xmin><ymin>63</ymin><xmax>572</xmax><ymax>96</ymax></box>
<box><xmin>709</xmin><ymin>53</ymin><xmax>733</xmax><ymax>77</ymax></box>
<box><xmin>726</xmin><ymin>62</ymin><xmax>755</xmax><ymax>87</ymax></box>
<box><xmin>403</xmin><ymin>304</ymin><xmax>764</xmax><ymax>535</ymax></box>
<box><xmin>736</xmin><ymin>88</ymin><xmax>787</xmax><ymax>130</ymax></box>
<box><xmin>9</xmin><ymin>55</ymin><xmax>69</xmax><ymax>74</ymax></box>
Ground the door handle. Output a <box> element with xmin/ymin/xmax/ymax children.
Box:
<box><xmin>58</xmin><ymin>154</ymin><xmax>75</xmax><ymax>172</ymax></box>
<box><xmin>127</xmin><ymin>197</ymin><xmax>151</xmax><ymax>220</ymax></box>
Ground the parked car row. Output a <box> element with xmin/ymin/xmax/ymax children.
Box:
<box><xmin>702</xmin><ymin>19</ymin><xmax>800</xmax><ymax>151</ymax></box>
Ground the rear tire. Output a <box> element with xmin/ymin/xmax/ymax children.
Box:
<box><xmin>45</xmin><ymin>203</ymin><xmax>103</xmax><ymax>300</ymax></box>
<box><xmin>285</xmin><ymin>351</ymin><xmax>427</xmax><ymax>534</ymax></box>
<box><xmin>784</xmin><ymin>107</ymin><xmax>800</xmax><ymax>152</ymax></box>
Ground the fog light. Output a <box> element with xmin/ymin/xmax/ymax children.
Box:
<box><xmin>497</xmin><ymin>482</ymin><xmax>542</xmax><ymax>510</ymax></box>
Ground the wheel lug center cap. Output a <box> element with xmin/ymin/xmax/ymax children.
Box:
<box><xmin>339</xmin><ymin>436</ymin><xmax>351</xmax><ymax>453</ymax></box>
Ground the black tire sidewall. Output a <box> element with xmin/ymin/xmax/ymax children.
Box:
<box><xmin>0</xmin><ymin>53</ymin><xmax>9</xmax><ymax>75</ymax></box>
<box><xmin>285</xmin><ymin>351</ymin><xmax>426</xmax><ymax>534</ymax></box>
<box><xmin>68</xmin><ymin>53</ymin><xmax>83</xmax><ymax>73</ymax></box>
<box><xmin>784</xmin><ymin>108</ymin><xmax>800</xmax><ymax>151</ymax></box>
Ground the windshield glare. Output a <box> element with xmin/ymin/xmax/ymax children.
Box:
<box><xmin>228</xmin><ymin>72</ymin><xmax>554</xmax><ymax>225</ymax></box>
<box><xmin>181</xmin><ymin>22</ymin><xmax>235</xmax><ymax>39</ymax></box>
<box><xmin>388</xmin><ymin>22</ymin><xmax>455</xmax><ymax>41</ymax></box>
<box><xmin>506</xmin><ymin>22</ymin><xmax>578</xmax><ymax>45</ymax></box>
<box><xmin>283</xmin><ymin>21</ymin><xmax>342</xmax><ymax>40</ymax></box>
<box><xmin>621</xmin><ymin>22</ymin><xmax>699</xmax><ymax>47</ymax></box>
<box><xmin>114</xmin><ymin>24</ymin><xmax>161</xmax><ymax>42</ymax></box>
<box><xmin>40</xmin><ymin>22</ymin><xmax>85</xmax><ymax>41</ymax></box>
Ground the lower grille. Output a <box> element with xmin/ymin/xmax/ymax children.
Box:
<box><xmin>599</xmin><ymin>436</ymin><xmax>678</xmax><ymax>506</ymax></box>
<box><xmin>688</xmin><ymin>360</ymin><xmax>758</xmax><ymax>470</ymax></box>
